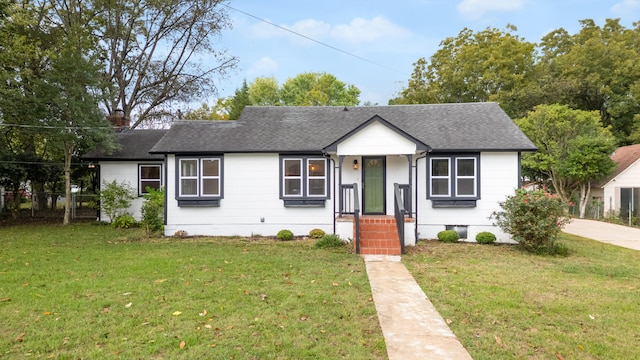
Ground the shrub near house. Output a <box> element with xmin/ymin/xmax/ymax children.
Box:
<box><xmin>493</xmin><ymin>188</ymin><xmax>570</xmax><ymax>254</ymax></box>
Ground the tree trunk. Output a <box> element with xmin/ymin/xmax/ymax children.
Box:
<box><xmin>63</xmin><ymin>141</ymin><xmax>73</xmax><ymax>225</ymax></box>
<box><xmin>579</xmin><ymin>183</ymin><xmax>591</xmax><ymax>219</ymax></box>
<box><xmin>31</xmin><ymin>180</ymin><xmax>46</xmax><ymax>211</ymax></box>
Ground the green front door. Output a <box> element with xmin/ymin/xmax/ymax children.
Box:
<box><xmin>363</xmin><ymin>156</ymin><xmax>385</xmax><ymax>214</ymax></box>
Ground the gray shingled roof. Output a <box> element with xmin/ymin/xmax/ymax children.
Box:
<box><xmin>149</xmin><ymin>103</ymin><xmax>536</xmax><ymax>154</ymax></box>
<box><xmin>84</xmin><ymin>129</ymin><xmax>168</xmax><ymax>160</ymax></box>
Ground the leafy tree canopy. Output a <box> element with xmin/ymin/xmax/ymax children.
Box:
<box><xmin>516</xmin><ymin>104</ymin><xmax>616</xmax><ymax>217</ymax></box>
<box><xmin>393</xmin><ymin>19</ymin><xmax>640</xmax><ymax>145</ymax></box>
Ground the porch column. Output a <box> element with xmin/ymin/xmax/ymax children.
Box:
<box><xmin>338</xmin><ymin>155</ymin><xmax>344</xmax><ymax>216</ymax></box>
<box><xmin>407</xmin><ymin>154</ymin><xmax>413</xmax><ymax>217</ymax></box>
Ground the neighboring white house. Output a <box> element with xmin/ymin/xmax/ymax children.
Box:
<box><xmin>85</xmin><ymin>103</ymin><xmax>536</xmax><ymax>251</ymax></box>
<box><xmin>592</xmin><ymin>144</ymin><xmax>640</xmax><ymax>220</ymax></box>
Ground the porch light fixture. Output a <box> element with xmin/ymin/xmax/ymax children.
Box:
<box><xmin>88</xmin><ymin>162</ymin><xmax>95</xmax><ymax>169</ymax></box>
<box><xmin>353</xmin><ymin>159</ymin><xmax>358</xmax><ymax>170</ymax></box>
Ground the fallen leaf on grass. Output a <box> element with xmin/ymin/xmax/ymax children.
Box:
<box><xmin>494</xmin><ymin>335</ymin><xmax>506</xmax><ymax>348</ymax></box>
<box><xmin>15</xmin><ymin>332</ymin><xmax>25</xmax><ymax>342</ymax></box>
<box><xmin>125</xmin><ymin>302</ymin><xmax>132</xmax><ymax>308</ymax></box>
<box><xmin>1</xmin><ymin>298</ymin><xmax>10</xmax><ymax>302</ymax></box>
<box><xmin>199</xmin><ymin>309</ymin><xmax>207</xmax><ymax>316</ymax></box>
<box><xmin>179</xmin><ymin>340</ymin><xmax>186</xmax><ymax>349</ymax></box>
<box><xmin>172</xmin><ymin>311</ymin><xmax>182</xmax><ymax>316</ymax></box>
<box><xmin>332</xmin><ymin>282</ymin><xmax>339</xmax><ymax>287</ymax></box>
<box><xmin>122</xmin><ymin>292</ymin><xmax>132</xmax><ymax>296</ymax></box>
<box><xmin>154</xmin><ymin>279</ymin><xmax>168</xmax><ymax>284</ymax></box>
<box><xmin>445</xmin><ymin>319</ymin><xmax>453</xmax><ymax>325</ymax></box>
<box><xmin>556</xmin><ymin>354</ymin><xmax>566</xmax><ymax>360</ymax></box>
<box><xmin>204</xmin><ymin>324</ymin><xmax>212</xmax><ymax>329</ymax></box>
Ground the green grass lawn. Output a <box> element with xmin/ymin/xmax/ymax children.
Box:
<box><xmin>0</xmin><ymin>223</ymin><xmax>385</xmax><ymax>359</ymax></box>
<box><xmin>403</xmin><ymin>234</ymin><xmax>640</xmax><ymax>360</ymax></box>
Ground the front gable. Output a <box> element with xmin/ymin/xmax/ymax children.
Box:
<box><xmin>324</xmin><ymin>115</ymin><xmax>430</xmax><ymax>156</ymax></box>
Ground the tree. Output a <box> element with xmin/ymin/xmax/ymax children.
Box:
<box><xmin>45</xmin><ymin>0</ymin><xmax>118</xmax><ymax>224</ymax></box>
<box><xmin>223</xmin><ymin>73</ymin><xmax>361</xmax><ymax>119</ymax></box>
<box><xmin>536</xmin><ymin>19</ymin><xmax>640</xmax><ymax>144</ymax></box>
<box><xmin>183</xmin><ymin>98</ymin><xmax>230</xmax><ymax>120</ymax></box>
<box><xmin>0</xmin><ymin>0</ymin><xmax>117</xmax><ymax>223</ymax></box>
<box><xmin>248</xmin><ymin>76</ymin><xmax>280</xmax><ymax>106</ymax></box>
<box><xmin>516</xmin><ymin>104</ymin><xmax>616</xmax><ymax>216</ymax></box>
<box><xmin>391</xmin><ymin>25</ymin><xmax>536</xmax><ymax>118</ymax></box>
<box><xmin>93</xmin><ymin>0</ymin><xmax>237</xmax><ymax>128</ymax></box>
<box><xmin>279</xmin><ymin>72</ymin><xmax>360</xmax><ymax>106</ymax></box>
<box><xmin>228</xmin><ymin>80</ymin><xmax>250</xmax><ymax>120</ymax></box>
<box><xmin>562</xmin><ymin>136</ymin><xmax>616</xmax><ymax>218</ymax></box>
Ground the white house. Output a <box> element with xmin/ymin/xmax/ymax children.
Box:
<box><xmin>592</xmin><ymin>144</ymin><xmax>640</xmax><ymax>221</ymax></box>
<box><xmin>86</xmin><ymin>129</ymin><xmax>168</xmax><ymax>221</ymax></box>
<box><xmin>86</xmin><ymin>103</ymin><xmax>536</xmax><ymax>255</ymax></box>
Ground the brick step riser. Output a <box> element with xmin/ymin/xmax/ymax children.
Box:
<box><xmin>356</xmin><ymin>218</ymin><xmax>401</xmax><ymax>255</ymax></box>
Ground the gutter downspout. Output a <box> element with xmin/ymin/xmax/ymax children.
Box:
<box><xmin>324</xmin><ymin>151</ymin><xmax>337</xmax><ymax>234</ymax></box>
<box><xmin>163</xmin><ymin>154</ymin><xmax>168</xmax><ymax>231</ymax></box>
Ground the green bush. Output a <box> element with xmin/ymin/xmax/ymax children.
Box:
<box><xmin>314</xmin><ymin>234</ymin><xmax>345</xmax><ymax>249</ymax></box>
<box><xmin>112</xmin><ymin>214</ymin><xmax>135</xmax><ymax>229</ymax></box>
<box><xmin>492</xmin><ymin>188</ymin><xmax>570</xmax><ymax>254</ymax></box>
<box><xmin>141</xmin><ymin>187</ymin><xmax>164</xmax><ymax>235</ymax></box>
<box><xmin>309</xmin><ymin>228</ymin><xmax>326</xmax><ymax>239</ymax></box>
<box><xmin>100</xmin><ymin>180</ymin><xmax>136</xmax><ymax>223</ymax></box>
<box><xmin>475</xmin><ymin>231</ymin><xmax>497</xmax><ymax>244</ymax></box>
<box><xmin>437</xmin><ymin>230</ymin><xmax>460</xmax><ymax>243</ymax></box>
<box><xmin>276</xmin><ymin>229</ymin><xmax>294</xmax><ymax>241</ymax></box>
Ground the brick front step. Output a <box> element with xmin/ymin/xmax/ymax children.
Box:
<box><xmin>356</xmin><ymin>216</ymin><xmax>401</xmax><ymax>255</ymax></box>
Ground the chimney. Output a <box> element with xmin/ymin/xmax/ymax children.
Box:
<box><xmin>107</xmin><ymin>109</ymin><xmax>130</xmax><ymax>131</ymax></box>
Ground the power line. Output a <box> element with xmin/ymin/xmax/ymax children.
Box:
<box><xmin>224</xmin><ymin>4</ymin><xmax>403</xmax><ymax>74</ymax></box>
<box><xmin>0</xmin><ymin>123</ymin><xmax>112</xmax><ymax>130</ymax></box>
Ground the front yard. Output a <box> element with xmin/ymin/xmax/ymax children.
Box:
<box><xmin>404</xmin><ymin>234</ymin><xmax>640</xmax><ymax>360</ymax></box>
<box><xmin>0</xmin><ymin>224</ymin><xmax>385</xmax><ymax>359</ymax></box>
<box><xmin>2</xmin><ymin>222</ymin><xmax>639</xmax><ymax>359</ymax></box>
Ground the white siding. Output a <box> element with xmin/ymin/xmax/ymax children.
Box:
<box><xmin>337</xmin><ymin>122</ymin><xmax>417</xmax><ymax>155</ymax></box>
<box><xmin>603</xmin><ymin>159</ymin><xmax>640</xmax><ymax>216</ymax></box>
<box><xmin>165</xmin><ymin>153</ymin><xmax>335</xmax><ymax>237</ymax></box>
<box><xmin>416</xmin><ymin>152</ymin><xmax>519</xmax><ymax>243</ymax></box>
<box><xmin>98</xmin><ymin>161</ymin><xmax>156</xmax><ymax>222</ymax></box>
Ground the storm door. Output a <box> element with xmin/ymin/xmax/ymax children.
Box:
<box><xmin>363</xmin><ymin>156</ymin><xmax>386</xmax><ymax>214</ymax></box>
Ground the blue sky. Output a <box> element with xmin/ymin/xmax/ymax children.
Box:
<box><xmin>210</xmin><ymin>0</ymin><xmax>640</xmax><ymax>106</ymax></box>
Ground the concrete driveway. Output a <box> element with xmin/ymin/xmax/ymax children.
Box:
<box><xmin>563</xmin><ymin>219</ymin><xmax>640</xmax><ymax>251</ymax></box>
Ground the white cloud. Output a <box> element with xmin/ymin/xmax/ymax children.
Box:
<box><xmin>247</xmin><ymin>57</ymin><xmax>279</xmax><ymax>77</ymax></box>
<box><xmin>457</xmin><ymin>0</ymin><xmax>527</xmax><ymax>18</ymax></box>
<box><xmin>612</xmin><ymin>0</ymin><xmax>640</xmax><ymax>14</ymax></box>
<box><xmin>331</xmin><ymin>16</ymin><xmax>412</xmax><ymax>44</ymax></box>
<box><xmin>249</xmin><ymin>16</ymin><xmax>409</xmax><ymax>45</ymax></box>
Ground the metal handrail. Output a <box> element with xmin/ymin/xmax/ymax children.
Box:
<box><xmin>353</xmin><ymin>184</ymin><xmax>360</xmax><ymax>254</ymax></box>
<box><xmin>394</xmin><ymin>183</ymin><xmax>406</xmax><ymax>254</ymax></box>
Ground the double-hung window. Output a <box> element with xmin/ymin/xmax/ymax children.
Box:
<box><xmin>177</xmin><ymin>157</ymin><xmax>223</xmax><ymax>206</ymax></box>
<box><xmin>139</xmin><ymin>164</ymin><xmax>162</xmax><ymax>195</ymax></box>
<box><xmin>428</xmin><ymin>154</ymin><xmax>479</xmax><ymax>207</ymax></box>
<box><xmin>281</xmin><ymin>156</ymin><xmax>328</xmax><ymax>206</ymax></box>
